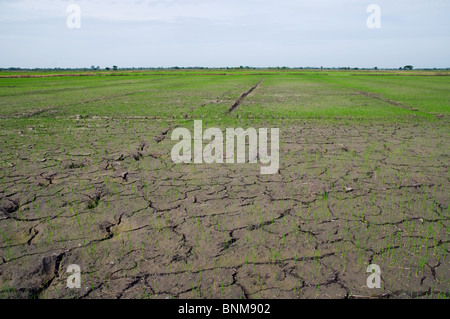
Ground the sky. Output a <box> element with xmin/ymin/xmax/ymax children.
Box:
<box><xmin>0</xmin><ymin>0</ymin><xmax>449</xmax><ymax>69</ymax></box>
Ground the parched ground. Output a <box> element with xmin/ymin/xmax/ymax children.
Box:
<box><xmin>0</xmin><ymin>71</ymin><xmax>448</xmax><ymax>299</ymax></box>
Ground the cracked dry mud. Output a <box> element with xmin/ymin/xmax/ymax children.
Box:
<box><xmin>0</xmin><ymin>116</ymin><xmax>448</xmax><ymax>299</ymax></box>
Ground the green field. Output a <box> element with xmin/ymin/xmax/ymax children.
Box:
<box><xmin>0</xmin><ymin>70</ymin><xmax>448</xmax><ymax>299</ymax></box>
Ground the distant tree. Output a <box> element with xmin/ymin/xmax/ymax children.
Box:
<box><xmin>374</xmin><ymin>67</ymin><xmax>378</xmax><ymax>70</ymax></box>
<box><xmin>403</xmin><ymin>65</ymin><xmax>413</xmax><ymax>70</ymax></box>
<box><xmin>113</xmin><ymin>65</ymin><xmax>118</xmax><ymax>71</ymax></box>
<box><xmin>91</xmin><ymin>65</ymin><xmax>96</xmax><ymax>70</ymax></box>
<box><xmin>105</xmin><ymin>67</ymin><xmax>111</xmax><ymax>71</ymax></box>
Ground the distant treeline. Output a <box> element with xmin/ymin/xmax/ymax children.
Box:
<box><xmin>1</xmin><ymin>66</ymin><xmax>450</xmax><ymax>71</ymax></box>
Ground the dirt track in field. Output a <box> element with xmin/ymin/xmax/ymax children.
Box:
<box><xmin>0</xmin><ymin>115</ymin><xmax>448</xmax><ymax>299</ymax></box>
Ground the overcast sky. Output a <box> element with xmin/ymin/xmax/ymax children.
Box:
<box><xmin>0</xmin><ymin>0</ymin><xmax>449</xmax><ymax>68</ymax></box>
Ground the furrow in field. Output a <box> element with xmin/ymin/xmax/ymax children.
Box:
<box><xmin>228</xmin><ymin>78</ymin><xmax>265</xmax><ymax>113</ymax></box>
<box><xmin>355</xmin><ymin>90</ymin><xmax>419</xmax><ymax>112</ymax></box>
